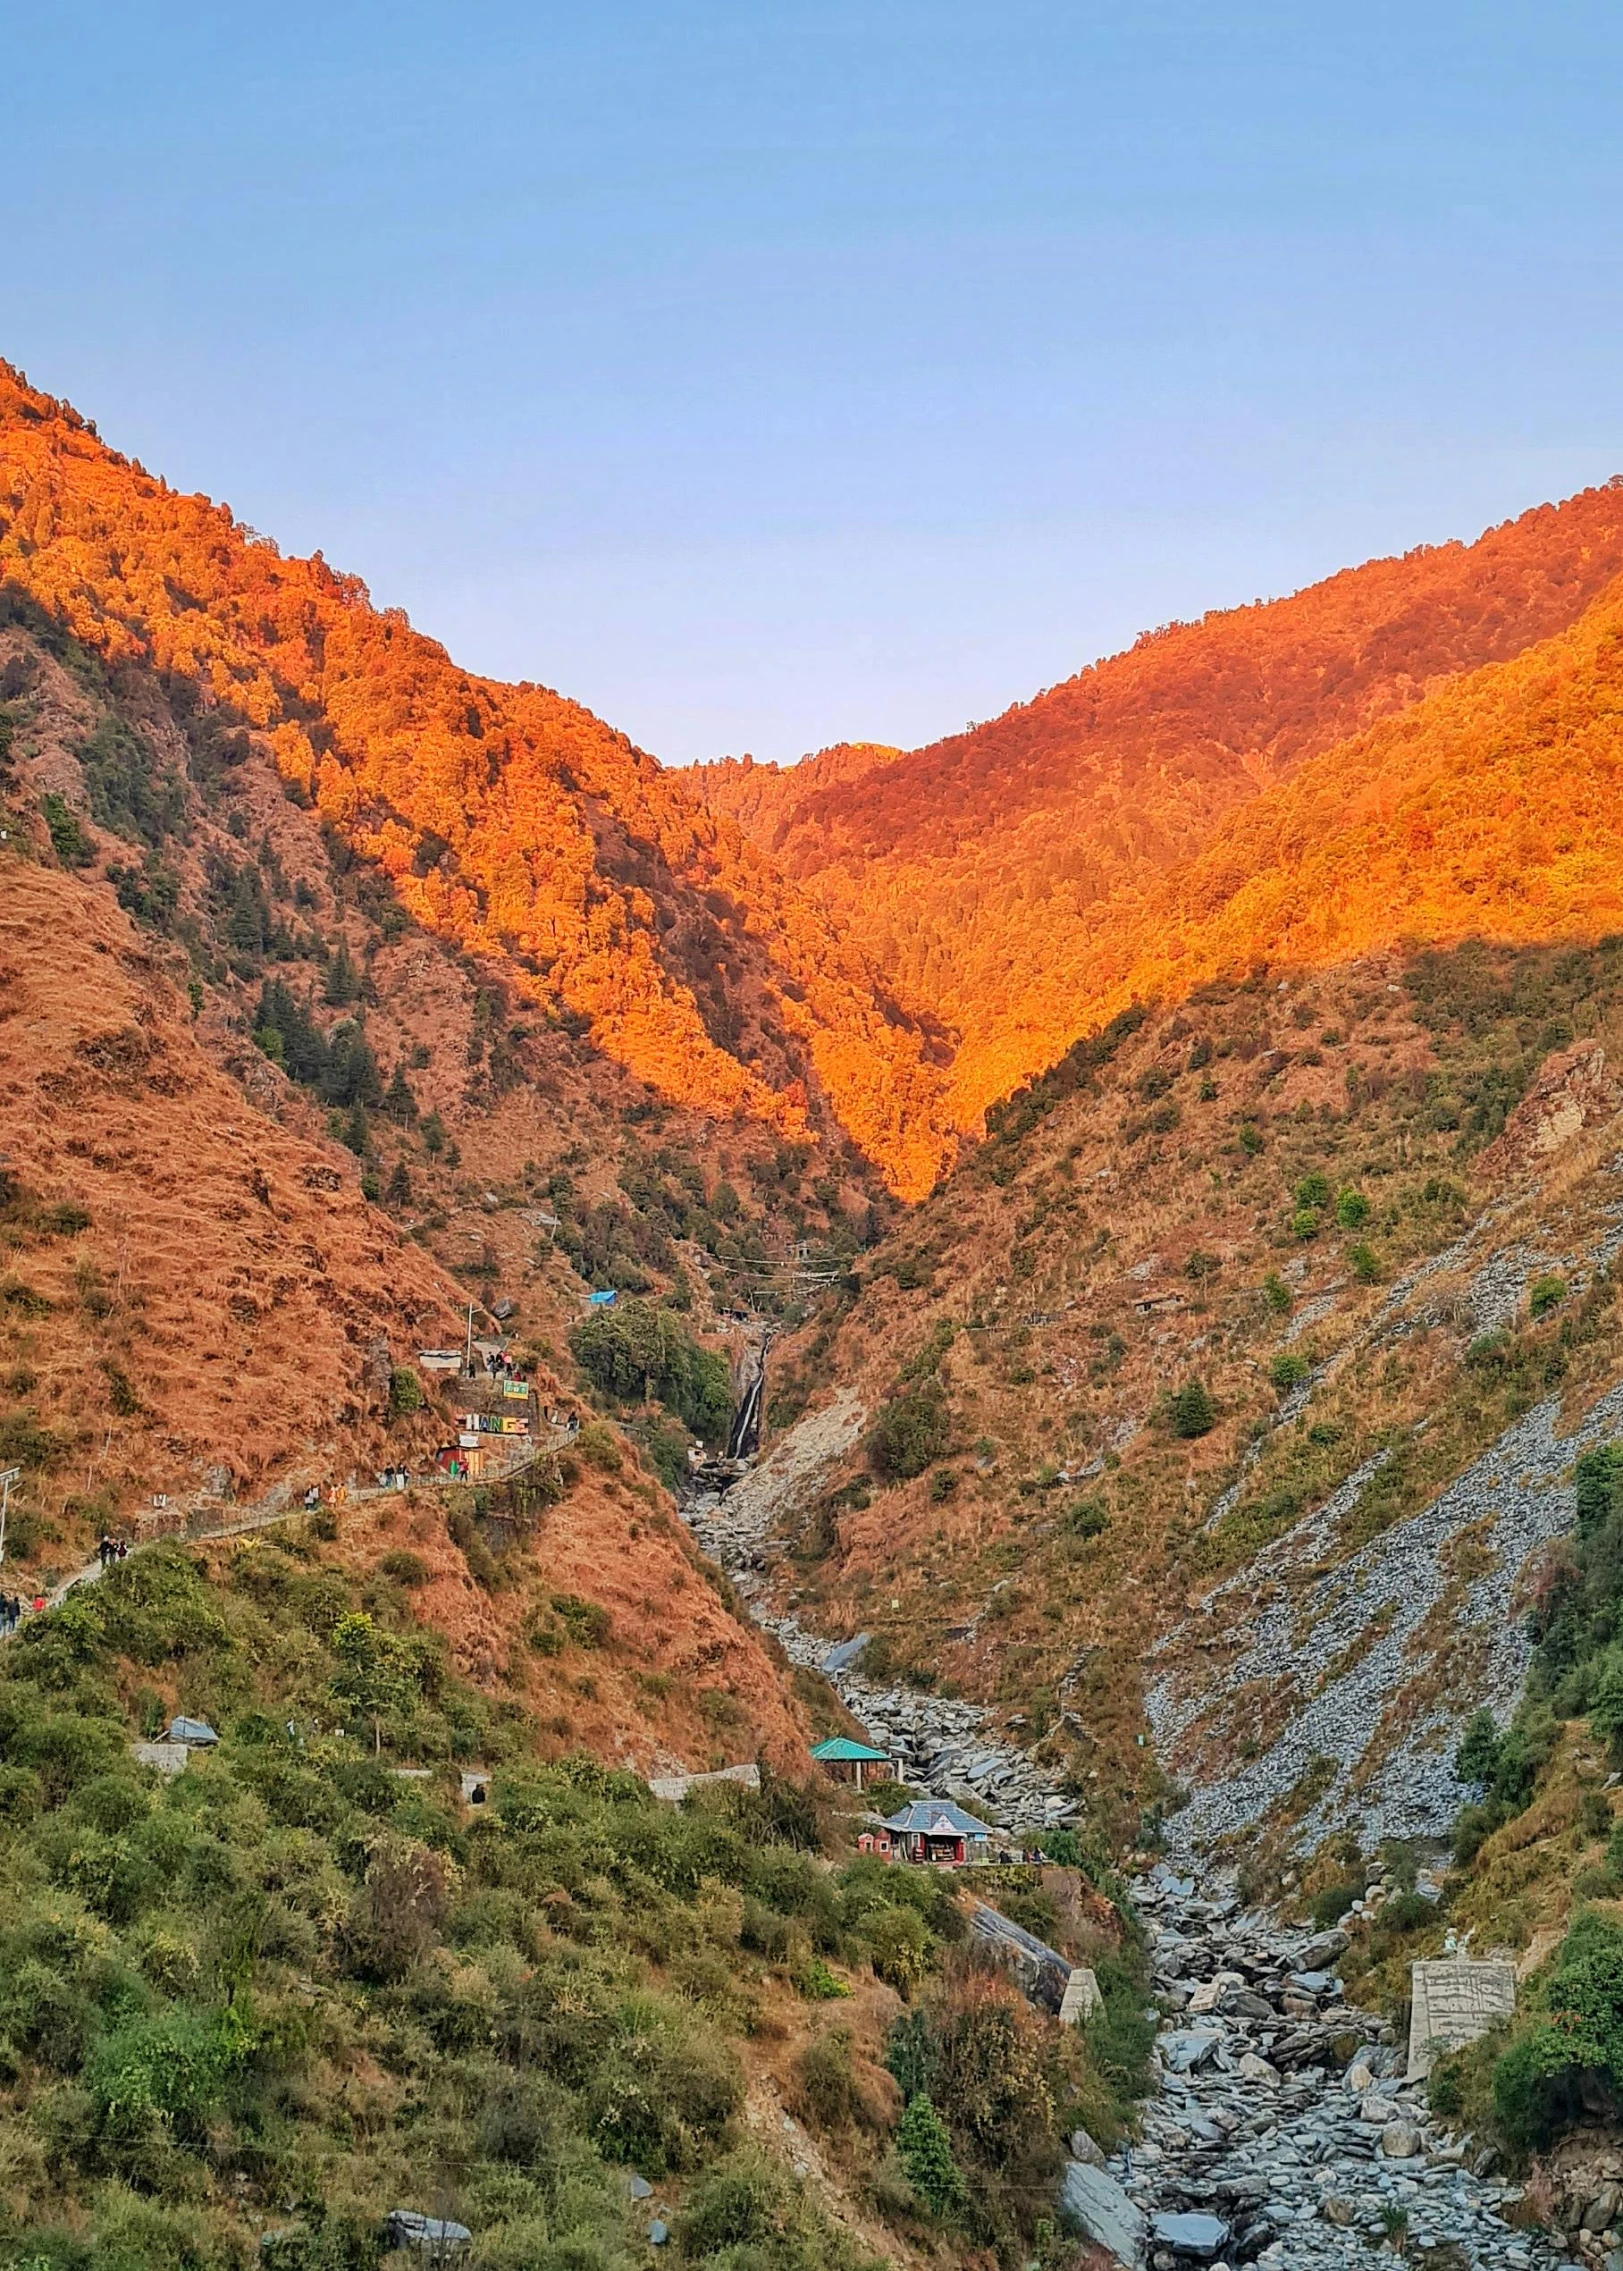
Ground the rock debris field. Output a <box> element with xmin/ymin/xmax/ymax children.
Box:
<box><xmin>1072</xmin><ymin>1864</ymin><xmax>1577</xmax><ymax>2270</ymax></box>
<box><xmin>1148</xmin><ymin>1381</ymin><xmax>1623</xmax><ymax>1856</ymax></box>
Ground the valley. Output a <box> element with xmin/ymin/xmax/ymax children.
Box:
<box><xmin>8</xmin><ymin>352</ymin><xmax>1623</xmax><ymax>2268</ymax></box>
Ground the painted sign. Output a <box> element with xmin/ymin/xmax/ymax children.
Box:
<box><xmin>500</xmin><ymin>1380</ymin><xmax>530</xmax><ymax>1401</ymax></box>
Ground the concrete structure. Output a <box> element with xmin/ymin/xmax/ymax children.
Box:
<box><xmin>1406</xmin><ymin>1956</ymin><xmax>1517</xmax><ymax>2079</ymax></box>
<box><xmin>647</xmin><ymin>1762</ymin><xmax>762</xmax><ymax>1803</ymax></box>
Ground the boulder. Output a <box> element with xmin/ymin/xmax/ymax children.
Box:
<box><xmin>1162</xmin><ymin>2030</ymin><xmax>1220</xmax><ymax>2074</ymax></box>
<box><xmin>1068</xmin><ymin>2126</ymin><xmax>1108</xmax><ymax>2170</ymax></box>
<box><xmin>1058</xmin><ymin>2161</ymin><xmax>1146</xmax><ymax>2266</ymax></box>
<box><xmin>1380</xmin><ymin>2120</ymin><xmax>1423</xmax><ymax>2159</ymax></box>
<box><xmin>1296</xmin><ymin>1928</ymin><xmax>1350</xmax><ymax>1970</ymax></box>
<box><xmin>1149</xmin><ymin>2210</ymin><xmax>1229</xmax><ymax>2260</ymax></box>
<box><xmin>1237</xmin><ymin>2051</ymin><xmax>1280</xmax><ymax>2086</ymax></box>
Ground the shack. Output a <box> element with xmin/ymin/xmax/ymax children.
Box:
<box><xmin>810</xmin><ymin>1735</ymin><xmax>893</xmax><ymax>1791</ymax></box>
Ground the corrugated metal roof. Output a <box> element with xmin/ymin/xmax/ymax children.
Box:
<box><xmin>811</xmin><ymin>1736</ymin><xmax>892</xmax><ymax>1762</ymax></box>
<box><xmin>882</xmin><ymin>1799</ymin><xmax>992</xmax><ymax>1837</ymax></box>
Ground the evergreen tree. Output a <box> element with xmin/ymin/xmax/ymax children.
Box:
<box><xmin>897</xmin><ymin>2093</ymin><xmax>965</xmax><ymax>2217</ymax></box>
<box><xmin>1168</xmin><ymin>1377</ymin><xmax>1215</xmax><ymax>1438</ymax></box>
<box><xmin>324</xmin><ymin>938</ymin><xmax>360</xmax><ymax>1006</ymax></box>
<box><xmin>382</xmin><ymin>1063</ymin><xmax>418</xmax><ymax>1122</ymax></box>
<box><xmin>385</xmin><ymin>1160</ymin><xmax>412</xmax><ymax>1207</ymax></box>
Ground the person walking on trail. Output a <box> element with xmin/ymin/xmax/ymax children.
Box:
<box><xmin>96</xmin><ymin>1536</ymin><xmax>111</xmax><ymax>1572</ymax></box>
<box><xmin>115</xmin><ymin>1538</ymin><xmax>128</xmax><ymax>1563</ymax></box>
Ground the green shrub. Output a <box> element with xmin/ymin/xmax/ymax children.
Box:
<box><xmin>387</xmin><ymin>1366</ymin><xmax>422</xmax><ymax>1418</ymax></box>
<box><xmin>1335</xmin><ymin>1186</ymin><xmax>1370</xmax><ymax>1228</ymax></box>
<box><xmin>869</xmin><ymin>1382</ymin><xmax>950</xmax><ymax>1481</ymax></box>
<box><xmin>1167</xmin><ymin>1378</ymin><xmax>1215</xmax><ymax>1438</ymax></box>
<box><xmin>40</xmin><ymin>793</ymin><xmax>92</xmax><ymax>866</ymax></box>
<box><xmin>896</xmin><ymin>2092</ymin><xmax>965</xmax><ymax>2217</ymax></box>
<box><xmin>1309</xmin><ymin>1880</ymin><xmax>1359</xmax><ymax>1930</ymax></box>
<box><xmin>551</xmin><ymin>1593</ymin><xmax>612</xmax><ymax>1649</ymax></box>
<box><xmin>1269</xmin><ymin>1352</ymin><xmax>1309</xmax><ymax>1392</ymax></box>
<box><xmin>1529</xmin><ymin>1273</ymin><xmax>1568</xmax><ymax>1318</ymax></box>
<box><xmin>1294</xmin><ymin>1173</ymin><xmax>1331</xmax><ymax>1211</ymax></box>
<box><xmin>570</xmin><ymin>1301</ymin><xmax>731</xmax><ymax>1444</ymax></box>
<box><xmin>1262</xmin><ymin>1273</ymin><xmax>1292</xmax><ymax>1314</ymax></box>
<box><xmin>1348</xmin><ymin>1241</ymin><xmax>1382</xmax><ymax>1283</ymax></box>
<box><xmin>377</xmin><ymin>1549</ymin><xmax>429</xmax><ymax>1587</ymax></box>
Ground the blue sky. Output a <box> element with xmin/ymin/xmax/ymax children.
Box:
<box><xmin>10</xmin><ymin>3</ymin><xmax>1623</xmax><ymax>764</ymax></box>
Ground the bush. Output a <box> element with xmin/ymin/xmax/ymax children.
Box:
<box><xmin>896</xmin><ymin>2091</ymin><xmax>965</xmax><ymax>2217</ymax></box>
<box><xmin>1309</xmin><ymin>1880</ymin><xmax>1360</xmax><ymax>1930</ymax></box>
<box><xmin>1335</xmin><ymin>1186</ymin><xmax>1370</xmax><ymax>1228</ymax></box>
<box><xmin>1269</xmin><ymin>1352</ymin><xmax>1309</xmax><ymax>1392</ymax></box>
<box><xmin>1530</xmin><ymin>1273</ymin><xmax>1568</xmax><ymax>1319</ymax></box>
<box><xmin>1348</xmin><ymin>1241</ymin><xmax>1381</xmax><ymax>1283</ymax></box>
<box><xmin>387</xmin><ymin>1366</ymin><xmax>422</xmax><ymax>1418</ymax></box>
<box><xmin>869</xmin><ymin>1382</ymin><xmax>950</xmax><ymax>1482</ymax></box>
<box><xmin>1167</xmin><ymin>1378</ymin><xmax>1215</xmax><ymax>1438</ymax></box>
<box><xmin>1294</xmin><ymin>1173</ymin><xmax>1331</xmax><ymax>1211</ymax></box>
<box><xmin>378</xmin><ymin>1550</ymin><xmax>429</xmax><ymax>1587</ymax></box>
<box><xmin>41</xmin><ymin>793</ymin><xmax>92</xmax><ymax>866</ymax></box>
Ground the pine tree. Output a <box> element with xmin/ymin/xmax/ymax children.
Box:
<box><xmin>385</xmin><ymin>1160</ymin><xmax>412</xmax><ymax>1207</ymax></box>
<box><xmin>382</xmin><ymin>1063</ymin><xmax>418</xmax><ymax>1122</ymax></box>
<box><xmin>324</xmin><ymin>938</ymin><xmax>360</xmax><ymax>1006</ymax></box>
<box><xmin>1169</xmin><ymin>1377</ymin><xmax>1215</xmax><ymax>1438</ymax></box>
<box><xmin>897</xmin><ymin>2092</ymin><xmax>965</xmax><ymax>2217</ymax></box>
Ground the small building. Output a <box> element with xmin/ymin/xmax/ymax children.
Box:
<box><xmin>811</xmin><ymin>1735</ymin><xmax>893</xmax><ymax>1791</ymax></box>
<box><xmin>882</xmin><ymin>1798</ymin><xmax>993</xmax><ymax>1867</ymax></box>
<box><xmin>855</xmin><ymin>1814</ymin><xmax>895</xmax><ymax>1860</ymax></box>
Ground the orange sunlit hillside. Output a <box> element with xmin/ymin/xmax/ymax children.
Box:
<box><xmin>694</xmin><ymin>486</ymin><xmax>1623</xmax><ymax>1116</ymax></box>
<box><xmin>1058</xmin><ymin>573</ymin><xmax>1623</xmax><ymax>1034</ymax></box>
<box><xmin>0</xmin><ymin>362</ymin><xmax>954</xmax><ymax>1197</ymax></box>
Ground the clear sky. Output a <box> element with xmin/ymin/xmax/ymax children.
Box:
<box><xmin>9</xmin><ymin>3</ymin><xmax>1623</xmax><ymax>765</ymax></box>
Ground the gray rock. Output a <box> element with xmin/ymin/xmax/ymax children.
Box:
<box><xmin>1150</xmin><ymin>2210</ymin><xmax>1229</xmax><ymax>2259</ymax></box>
<box><xmin>1069</xmin><ymin>2126</ymin><xmax>1108</xmax><ymax>2169</ymax></box>
<box><xmin>1058</xmin><ymin>2161</ymin><xmax>1146</xmax><ymax>2265</ymax></box>
<box><xmin>1381</xmin><ymin>2119</ymin><xmax>1424</xmax><ymax>2158</ymax></box>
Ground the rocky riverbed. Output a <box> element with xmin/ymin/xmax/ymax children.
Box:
<box><xmin>683</xmin><ymin>1471</ymin><xmax>1078</xmax><ymax>1834</ymax></box>
<box><xmin>1076</xmin><ymin>1863</ymin><xmax>1580</xmax><ymax>2270</ymax></box>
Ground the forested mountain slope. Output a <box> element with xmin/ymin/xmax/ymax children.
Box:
<box><xmin>694</xmin><ymin>484</ymin><xmax>1623</xmax><ymax>1125</ymax></box>
<box><xmin>0</xmin><ymin>362</ymin><xmax>952</xmax><ymax>1197</ymax></box>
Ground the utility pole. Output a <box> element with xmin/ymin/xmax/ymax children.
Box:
<box><xmin>0</xmin><ymin>1467</ymin><xmax>19</xmax><ymax>1564</ymax></box>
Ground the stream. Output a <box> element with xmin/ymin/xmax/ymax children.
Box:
<box><xmin>680</xmin><ymin>1467</ymin><xmax>1583</xmax><ymax>2269</ymax></box>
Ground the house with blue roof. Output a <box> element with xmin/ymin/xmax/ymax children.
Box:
<box><xmin>881</xmin><ymin>1798</ymin><xmax>993</xmax><ymax>1867</ymax></box>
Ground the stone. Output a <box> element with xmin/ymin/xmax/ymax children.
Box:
<box><xmin>1582</xmin><ymin>2186</ymin><xmax>1621</xmax><ymax>2231</ymax></box>
<box><xmin>1381</xmin><ymin>2120</ymin><xmax>1423</xmax><ymax>2159</ymax></box>
<box><xmin>1163</xmin><ymin>2031</ymin><xmax>1221</xmax><ymax>2074</ymax></box>
<box><xmin>1358</xmin><ymin>2096</ymin><xmax>1399</xmax><ymax>2124</ymax></box>
<box><xmin>1406</xmin><ymin>1957</ymin><xmax>1517</xmax><ymax>2079</ymax></box>
<box><xmin>1320</xmin><ymin>2195</ymin><xmax>1356</xmax><ymax>2227</ymax></box>
<box><xmin>1149</xmin><ymin>2210</ymin><xmax>1229</xmax><ymax>2258</ymax></box>
<box><xmin>1237</xmin><ymin>2052</ymin><xmax>1280</xmax><ymax>2086</ymax></box>
<box><xmin>1296</xmin><ymin>1929</ymin><xmax>1351</xmax><ymax>1970</ymax></box>
<box><xmin>1346</xmin><ymin>2059</ymin><xmax>1375</xmax><ymax>2092</ymax></box>
<box><xmin>1058</xmin><ymin>2161</ymin><xmax>1146</xmax><ymax>2265</ymax></box>
<box><xmin>1069</xmin><ymin>2126</ymin><xmax>1108</xmax><ymax>2170</ymax></box>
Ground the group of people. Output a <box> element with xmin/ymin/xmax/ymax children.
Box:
<box><xmin>0</xmin><ymin>1591</ymin><xmax>32</xmax><ymax>1636</ymax></box>
<box><xmin>95</xmin><ymin>1535</ymin><xmax>129</xmax><ymax>1571</ymax></box>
